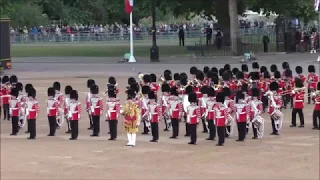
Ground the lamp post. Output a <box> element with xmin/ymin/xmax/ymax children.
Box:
<box><xmin>150</xmin><ymin>0</ymin><xmax>159</xmax><ymax>62</ymax></box>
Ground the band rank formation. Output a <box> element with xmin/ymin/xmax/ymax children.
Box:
<box><xmin>1</xmin><ymin>62</ymin><xmax>319</xmax><ymax>146</ymax></box>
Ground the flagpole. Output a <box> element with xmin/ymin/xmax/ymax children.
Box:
<box><xmin>128</xmin><ymin>11</ymin><xmax>136</xmax><ymax>63</ymax></box>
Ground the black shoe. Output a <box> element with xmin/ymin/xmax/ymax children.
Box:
<box><xmin>108</xmin><ymin>138</ymin><xmax>116</xmax><ymax>141</ymax></box>
<box><xmin>188</xmin><ymin>142</ymin><xmax>196</xmax><ymax>145</ymax></box>
<box><xmin>184</xmin><ymin>134</ymin><xmax>190</xmax><ymax>137</ymax></box>
<box><xmin>27</xmin><ymin>137</ymin><xmax>36</xmax><ymax>139</ymax></box>
<box><xmin>318</xmin><ymin>128</ymin><xmax>320</xmax><ymax>130</ymax></box>
<box><xmin>312</xmin><ymin>127</ymin><xmax>318</xmax><ymax>130</ymax></box>
<box><xmin>66</xmin><ymin>130</ymin><xmax>71</xmax><ymax>134</ymax></box>
<box><xmin>202</xmin><ymin>131</ymin><xmax>208</xmax><ymax>133</ymax></box>
<box><xmin>7</xmin><ymin>119</ymin><xmax>10</xmax><ymax>121</ymax></box>
<box><xmin>25</xmin><ymin>131</ymin><xmax>29</xmax><ymax>133</ymax></box>
<box><xmin>108</xmin><ymin>132</ymin><xmax>110</xmax><ymax>134</ymax></box>
<box><xmin>163</xmin><ymin>128</ymin><xmax>169</xmax><ymax>131</ymax></box>
<box><xmin>236</xmin><ymin>139</ymin><xmax>244</xmax><ymax>142</ymax></box>
<box><xmin>141</xmin><ymin>132</ymin><xmax>148</xmax><ymax>135</ymax></box>
<box><xmin>169</xmin><ymin>136</ymin><xmax>177</xmax><ymax>139</ymax></box>
<box><xmin>56</xmin><ymin>126</ymin><xmax>60</xmax><ymax>129</ymax></box>
<box><xmin>298</xmin><ymin>125</ymin><xmax>304</xmax><ymax>128</ymax></box>
<box><xmin>10</xmin><ymin>133</ymin><xmax>17</xmax><ymax>136</ymax></box>
<box><xmin>290</xmin><ymin>125</ymin><xmax>296</xmax><ymax>127</ymax></box>
<box><xmin>90</xmin><ymin>134</ymin><xmax>99</xmax><ymax>137</ymax></box>
<box><xmin>252</xmin><ymin>137</ymin><xmax>258</xmax><ymax>139</ymax></box>
<box><xmin>150</xmin><ymin>139</ymin><xmax>158</xmax><ymax>142</ymax></box>
<box><xmin>69</xmin><ymin>138</ymin><xmax>77</xmax><ymax>140</ymax></box>
<box><xmin>270</xmin><ymin>132</ymin><xmax>279</xmax><ymax>136</ymax></box>
<box><xmin>225</xmin><ymin>135</ymin><xmax>229</xmax><ymax>138</ymax></box>
<box><xmin>47</xmin><ymin>134</ymin><xmax>55</xmax><ymax>136</ymax></box>
<box><xmin>87</xmin><ymin>127</ymin><xmax>93</xmax><ymax>130</ymax></box>
<box><xmin>216</xmin><ymin>144</ymin><xmax>223</xmax><ymax>146</ymax></box>
<box><xmin>206</xmin><ymin>138</ymin><xmax>214</xmax><ymax>140</ymax></box>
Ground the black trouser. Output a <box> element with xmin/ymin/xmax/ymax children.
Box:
<box><xmin>28</xmin><ymin>119</ymin><xmax>36</xmax><ymax>139</ymax></box>
<box><xmin>308</xmin><ymin>88</ymin><xmax>313</xmax><ymax>104</ymax></box>
<box><xmin>262</xmin><ymin>96</ymin><xmax>268</xmax><ymax>111</ymax></box>
<box><xmin>143</xmin><ymin>120</ymin><xmax>149</xmax><ymax>134</ymax></box>
<box><xmin>65</xmin><ymin>116</ymin><xmax>71</xmax><ymax>131</ymax></box>
<box><xmin>179</xmin><ymin>36</ymin><xmax>185</xmax><ymax>46</ymax></box>
<box><xmin>313</xmin><ymin>110</ymin><xmax>320</xmax><ymax>128</ymax></box>
<box><xmin>283</xmin><ymin>94</ymin><xmax>291</xmax><ymax>108</ymax></box>
<box><xmin>108</xmin><ymin>120</ymin><xmax>118</xmax><ymax>139</ymax></box>
<box><xmin>70</xmin><ymin>120</ymin><xmax>78</xmax><ymax>139</ymax></box>
<box><xmin>151</xmin><ymin>122</ymin><xmax>159</xmax><ymax>141</ymax></box>
<box><xmin>201</xmin><ymin>118</ymin><xmax>208</xmax><ymax>133</ymax></box>
<box><xmin>217</xmin><ymin>126</ymin><xmax>225</xmax><ymax>145</ymax></box>
<box><xmin>11</xmin><ymin>116</ymin><xmax>19</xmax><ymax>135</ymax></box>
<box><xmin>206</xmin><ymin>37</ymin><xmax>211</xmax><ymax>46</ymax></box>
<box><xmin>225</xmin><ymin>126</ymin><xmax>231</xmax><ymax>137</ymax></box>
<box><xmin>189</xmin><ymin>124</ymin><xmax>197</xmax><ymax>143</ymax></box>
<box><xmin>48</xmin><ymin>116</ymin><xmax>57</xmax><ymax>135</ymax></box>
<box><xmin>291</xmin><ymin>108</ymin><xmax>304</xmax><ymax>126</ymax></box>
<box><xmin>185</xmin><ymin>122</ymin><xmax>190</xmax><ymax>136</ymax></box>
<box><xmin>252</xmin><ymin>123</ymin><xmax>258</xmax><ymax>138</ymax></box>
<box><xmin>88</xmin><ymin>111</ymin><xmax>93</xmax><ymax>128</ymax></box>
<box><xmin>207</xmin><ymin>120</ymin><xmax>216</xmax><ymax>139</ymax></box>
<box><xmin>92</xmin><ymin>115</ymin><xmax>100</xmax><ymax>135</ymax></box>
<box><xmin>171</xmin><ymin>118</ymin><xmax>179</xmax><ymax>137</ymax></box>
<box><xmin>3</xmin><ymin>104</ymin><xmax>10</xmax><ymax>120</ymax></box>
<box><xmin>271</xmin><ymin>117</ymin><xmax>278</xmax><ymax>134</ymax></box>
<box><xmin>237</xmin><ymin>122</ymin><xmax>247</xmax><ymax>141</ymax></box>
<box><xmin>0</xmin><ymin>106</ymin><xmax>2</xmax><ymax>117</ymax></box>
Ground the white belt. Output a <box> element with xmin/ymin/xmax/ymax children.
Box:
<box><xmin>238</xmin><ymin>112</ymin><xmax>246</xmax><ymax>114</ymax></box>
<box><xmin>216</xmin><ymin>116</ymin><xmax>225</xmax><ymax>118</ymax></box>
<box><xmin>109</xmin><ymin>110</ymin><xmax>116</xmax><ymax>112</ymax></box>
<box><xmin>295</xmin><ymin>100</ymin><xmax>303</xmax><ymax>102</ymax></box>
<box><xmin>316</xmin><ymin>102</ymin><xmax>320</xmax><ymax>104</ymax></box>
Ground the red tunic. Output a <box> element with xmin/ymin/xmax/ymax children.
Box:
<box><xmin>89</xmin><ymin>95</ymin><xmax>103</xmax><ymax>116</ymax></box>
<box><xmin>205</xmin><ymin>98</ymin><xmax>217</xmax><ymax>120</ymax></box>
<box><xmin>141</xmin><ymin>98</ymin><xmax>150</xmax><ymax>118</ymax></box>
<box><xmin>276</xmin><ymin>80</ymin><xmax>284</xmax><ymax>94</ymax></box>
<box><xmin>1</xmin><ymin>87</ymin><xmax>10</xmax><ymax>104</ymax></box>
<box><xmin>160</xmin><ymin>94</ymin><xmax>170</xmax><ymax>114</ymax></box>
<box><xmin>235</xmin><ymin>103</ymin><xmax>250</xmax><ymax>123</ymax></box>
<box><xmin>297</xmin><ymin>74</ymin><xmax>306</xmax><ymax>84</ymax></box>
<box><xmin>168</xmin><ymin>97</ymin><xmax>182</xmax><ymax>119</ymax></box>
<box><xmin>69</xmin><ymin>101</ymin><xmax>82</xmax><ymax>120</ymax></box>
<box><xmin>249</xmin><ymin>99</ymin><xmax>263</xmax><ymax>119</ymax></box>
<box><xmin>292</xmin><ymin>91</ymin><xmax>305</xmax><ymax>109</ymax></box>
<box><xmin>268</xmin><ymin>92</ymin><xmax>282</xmax><ymax>114</ymax></box>
<box><xmin>187</xmin><ymin>104</ymin><xmax>200</xmax><ymax>124</ymax></box>
<box><xmin>105</xmin><ymin>98</ymin><xmax>120</xmax><ymax>120</ymax></box>
<box><xmin>198</xmin><ymin>97</ymin><xmax>207</xmax><ymax>117</ymax></box>
<box><xmin>214</xmin><ymin>104</ymin><xmax>229</xmax><ymax>127</ymax></box>
<box><xmin>54</xmin><ymin>92</ymin><xmax>64</xmax><ymax>108</ymax></box>
<box><xmin>10</xmin><ymin>98</ymin><xmax>20</xmax><ymax>117</ymax></box>
<box><xmin>26</xmin><ymin>100</ymin><xmax>40</xmax><ymax>119</ymax></box>
<box><xmin>313</xmin><ymin>94</ymin><xmax>320</xmax><ymax>111</ymax></box>
<box><xmin>147</xmin><ymin>102</ymin><xmax>162</xmax><ymax>123</ymax></box>
<box><xmin>47</xmin><ymin>98</ymin><xmax>59</xmax><ymax>116</ymax></box>
<box><xmin>307</xmin><ymin>74</ymin><xmax>319</xmax><ymax>90</ymax></box>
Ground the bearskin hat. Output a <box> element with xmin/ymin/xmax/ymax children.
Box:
<box><xmin>108</xmin><ymin>76</ymin><xmax>116</xmax><ymax>85</ymax></box>
<box><xmin>127</xmin><ymin>89</ymin><xmax>136</xmax><ymax>99</ymax></box>
<box><xmin>260</xmin><ymin>66</ymin><xmax>267</xmax><ymax>74</ymax></box>
<box><xmin>222</xmin><ymin>72</ymin><xmax>230</xmax><ymax>81</ymax></box>
<box><xmin>185</xmin><ymin>85</ymin><xmax>194</xmax><ymax>94</ymax></box>
<box><xmin>317</xmin><ymin>82</ymin><xmax>320</xmax><ymax>91</ymax></box>
<box><xmin>143</xmin><ymin>74</ymin><xmax>151</xmax><ymax>83</ymax></box>
<box><xmin>206</xmin><ymin>70</ymin><xmax>214</xmax><ymax>79</ymax></box>
<box><xmin>9</xmin><ymin>75</ymin><xmax>18</xmax><ymax>84</ymax></box>
<box><xmin>285</xmin><ymin>69</ymin><xmax>292</xmax><ymax>78</ymax></box>
<box><xmin>236</xmin><ymin>91</ymin><xmax>244</xmax><ymax>101</ymax></box>
<box><xmin>212</xmin><ymin>77</ymin><xmax>219</xmax><ymax>85</ymax></box>
<box><xmin>142</xmin><ymin>86</ymin><xmax>150</xmax><ymax>94</ymax></box>
<box><xmin>90</xmin><ymin>84</ymin><xmax>99</xmax><ymax>94</ymax></box>
<box><xmin>128</xmin><ymin>77</ymin><xmax>136</xmax><ymax>85</ymax></box>
<box><xmin>241</xmin><ymin>83</ymin><xmax>249</xmax><ymax>92</ymax></box>
<box><xmin>264</xmin><ymin>71</ymin><xmax>271</xmax><ymax>79</ymax></box>
<box><xmin>16</xmin><ymin>82</ymin><xmax>23</xmax><ymax>92</ymax></box>
<box><xmin>200</xmin><ymin>86</ymin><xmax>208</xmax><ymax>94</ymax></box>
<box><xmin>180</xmin><ymin>77</ymin><xmax>188</xmax><ymax>86</ymax></box>
<box><xmin>241</xmin><ymin>64</ymin><xmax>248</xmax><ymax>72</ymax></box>
<box><xmin>282</xmin><ymin>62</ymin><xmax>289</xmax><ymax>70</ymax></box>
<box><xmin>108</xmin><ymin>85</ymin><xmax>116</xmax><ymax>98</ymax></box>
<box><xmin>150</xmin><ymin>74</ymin><xmax>157</xmax><ymax>83</ymax></box>
<box><xmin>164</xmin><ymin>71</ymin><xmax>172</xmax><ymax>81</ymax></box>
<box><xmin>308</xmin><ymin>65</ymin><xmax>315</xmax><ymax>73</ymax></box>
<box><xmin>25</xmin><ymin>84</ymin><xmax>33</xmax><ymax>93</ymax></box>
<box><xmin>87</xmin><ymin>79</ymin><xmax>95</xmax><ymax>88</ymax></box>
<box><xmin>295</xmin><ymin>66</ymin><xmax>303</xmax><ymax>74</ymax></box>
<box><xmin>190</xmin><ymin>66</ymin><xmax>198</xmax><ymax>75</ymax></box>
<box><xmin>274</xmin><ymin>71</ymin><xmax>281</xmax><ymax>79</ymax></box>
<box><xmin>219</xmin><ymin>68</ymin><xmax>225</xmax><ymax>77</ymax></box>
<box><xmin>236</xmin><ymin>71</ymin><xmax>244</xmax><ymax>80</ymax></box>
<box><xmin>130</xmin><ymin>83</ymin><xmax>140</xmax><ymax>93</ymax></box>
<box><xmin>65</xmin><ymin>85</ymin><xmax>73</xmax><ymax>95</ymax></box>
<box><xmin>70</xmin><ymin>90</ymin><xmax>79</xmax><ymax>101</ymax></box>
<box><xmin>203</xmin><ymin>66</ymin><xmax>210</xmax><ymax>74</ymax></box>
<box><xmin>47</xmin><ymin>87</ymin><xmax>55</xmax><ymax>97</ymax></box>
<box><xmin>164</xmin><ymin>69</ymin><xmax>172</xmax><ymax>76</ymax></box>
<box><xmin>173</xmin><ymin>73</ymin><xmax>180</xmax><ymax>81</ymax></box>
<box><xmin>180</xmin><ymin>72</ymin><xmax>188</xmax><ymax>80</ymax></box>
<box><xmin>270</xmin><ymin>81</ymin><xmax>279</xmax><ymax>91</ymax></box>
<box><xmin>251</xmin><ymin>72</ymin><xmax>260</xmax><ymax>81</ymax></box>
<box><xmin>224</xmin><ymin>64</ymin><xmax>231</xmax><ymax>71</ymax></box>
<box><xmin>2</xmin><ymin>76</ymin><xmax>9</xmax><ymax>84</ymax></box>
<box><xmin>232</xmin><ymin>68</ymin><xmax>239</xmax><ymax>76</ymax></box>
<box><xmin>207</xmin><ymin>87</ymin><xmax>216</xmax><ymax>97</ymax></box>
<box><xmin>28</xmin><ymin>88</ymin><xmax>36</xmax><ymax>98</ymax></box>
<box><xmin>212</xmin><ymin>73</ymin><xmax>219</xmax><ymax>80</ymax></box>
<box><xmin>295</xmin><ymin>78</ymin><xmax>304</xmax><ymax>88</ymax></box>
<box><xmin>252</xmin><ymin>62</ymin><xmax>259</xmax><ymax>69</ymax></box>
<box><xmin>148</xmin><ymin>91</ymin><xmax>156</xmax><ymax>99</ymax></box>
<box><xmin>251</xmin><ymin>88</ymin><xmax>260</xmax><ymax>97</ymax></box>
<box><xmin>53</xmin><ymin>81</ymin><xmax>61</xmax><ymax>91</ymax></box>
<box><xmin>170</xmin><ymin>87</ymin><xmax>178</xmax><ymax>96</ymax></box>
<box><xmin>161</xmin><ymin>83</ymin><xmax>170</xmax><ymax>92</ymax></box>
<box><xmin>216</xmin><ymin>92</ymin><xmax>225</xmax><ymax>103</ymax></box>
<box><xmin>196</xmin><ymin>70</ymin><xmax>204</xmax><ymax>81</ymax></box>
<box><xmin>10</xmin><ymin>88</ymin><xmax>19</xmax><ymax>97</ymax></box>
<box><xmin>222</xmin><ymin>87</ymin><xmax>231</xmax><ymax>96</ymax></box>
<box><xmin>188</xmin><ymin>93</ymin><xmax>197</xmax><ymax>103</ymax></box>
<box><xmin>270</xmin><ymin>64</ymin><xmax>278</xmax><ymax>73</ymax></box>
<box><xmin>211</xmin><ymin>67</ymin><xmax>218</xmax><ymax>73</ymax></box>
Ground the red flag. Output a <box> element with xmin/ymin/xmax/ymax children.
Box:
<box><xmin>125</xmin><ymin>0</ymin><xmax>134</xmax><ymax>14</ymax></box>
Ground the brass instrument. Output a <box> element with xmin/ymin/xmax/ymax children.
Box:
<box><xmin>158</xmin><ymin>75</ymin><xmax>166</xmax><ymax>86</ymax></box>
<box><xmin>309</xmin><ymin>90</ymin><xmax>320</xmax><ymax>97</ymax></box>
<box><xmin>138</xmin><ymin>72</ymin><xmax>144</xmax><ymax>81</ymax></box>
<box><xmin>188</xmin><ymin>78</ymin><xmax>200</xmax><ymax>87</ymax></box>
<box><xmin>211</xmin><ymin>84</ymin><xmax>221</xmax><ymax>91</ymax></box>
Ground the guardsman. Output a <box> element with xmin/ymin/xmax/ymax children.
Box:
<box><xmin>260</xmin><ymin>66</ymin><xmax>267</xmax><ymax>79</ymax></box>
<box><xmin>186</xmin><ymin>93</ymin><xmax>200</xmax><ymax>145</ymax></box>
<box><xmin>224</xmin><ymin>64</ymin><xmax>231</xmax><ymax>72</ymax></box>
<box><xmin>204</xmin><ymin>68</ymin><xmax>212</xmax><ymax>86</ymax></box>
<box><xmin>161</xmin><ymin>83</ymin><xmax>171</xmax><ymax>131</ymax></box>
<box><xmin>241</xmin><ymin>64</ymin><xmax>249</xmax><ymax>80</ymax></box>
<box><xmin>199</xmin><ymin>86</ymin><xmax>208</xmax><ymax>133</ymax></box>
<box><xmin>178</xmin><ymin>73</ymin><xmax>188</xmax><ymax>100</ymax></box>
<box><xmin>312</xmin><ymin>82</ymin><xmax>320</xmax><ymax>130</ymax></box>
<box><xmin>290</xmin><ymin>78</ymin><xmax>305</xmax><ymax>128</ymax></box>
<box><xmin>268</xmin><ymin>82</ymin><xmax>283</xmax><ymax>135</ymax></box>
<box><xmin>9</xmin><ymin>75</ymin><xmax>18</xmax><ymax>88</ymax></box>
<box><xmin>235</xmin><ymin>71</ymin><xmax>245</xmax><ymax>91</ymax></box>
<box><xmin>205</xmin><ymin>87</ymin><xmax>217</xmax><ymax>140</ymax></box>
<box><xmin>173</xmin><ymin>73</ymin><xmax>180</xmax><ymax>87</ymax></box>
<box><xmin>273</xmin><ymin>71</ymin><xmax>284</xmax><ymax>95</ymax></box>
<box><xmin>283</xmin><ymin>69</ymin><xmax>294</xmax><ymax>109</ymax></box>
<box><xmin>211</xmin><ymin>67</ymin><xmax>218</xmax><ymax>74</ymax></box>
<box><xmin>232</xmin><ymin>68</ymin><xmax>240</xmax><ymax>81</ymax></box>
<box><xmin>26</xmin><ymin>88</ymin><xmax>39</xmax><ymax>139</ymax></box>
<box><xmin>164</xmin><ymin>70</ymin><xmax>175</xmax><ymax>87</ymax></box>
<box><xmin>281</xmin><ymin>62</ymin><xmax>290</xmax><ymax>78</ymax></box>
<box><xmin>16</xmin><ymin>82</ymin><xmax>26</xmax><ymax>128</ymax></box>
<box><xmin>183</xmin><ymin>86</ymin><xmax>194</xmax><ymax>137</ymax></box>
<box><xmin>64</xmin><ymin>86</ymin><xmax>73</xmax><ymax>133</ymax></box>
<box><xmin>89</xmin><ymin>84</ymin><xmax>103</xmax><ymax>137</ymax></box>
<box><xmin>261</xmin><ymin>71</ymin><xmax>271</xmax><ymax>111</ymax></box>
<box><xmin>203</xmin><ymin>66</ymin><xmax>210</xmax><ymax>78</ymax></box>
<box><xmin>190</xmin><ymin>66</ymin><xmax>198</xmax><ymax>80</ymax></box>
<box><xmin>251</xmin><ymin>62</ymin><xmax>260</xmax><ymax>73</ymax></box>
<box><xmin>168</xmin><ymin>86</ymin><xmax>183</xmax><ymax>139</ymax></box>
<box><xmin>107</xmin><ymin>76</ymin><xmax>120</xmax><ymax>95</ymax></box>
<box><xmin>122</xmin><ymin>88</ymin><xmax>141</xmax><ymax>147</ymax></box>
<box><xmin>295</xmin><ymin>66</ymin><xmax>306</xmax><ymax>84</ymax></box>
<box><xmin>1</xmin><ymin>76</ymin><xmax>11</xmax><ymax>121</ymax></box>
<box><xmin>86</xmin><ymin>79</ymin><xmax>95</xmax><ymax>130</ymax></box>
<box><xmin>270</xmin><ymin>64</ymin><xmax>278</xmax><ymax>79</ymax></box>
<box><xmin>53</xmin><ymin>82</ymin><xmax>64</xmax><ymax>129</ymax></box>
<box><xmin>222</xmin><ymin>87</ymin><xmax>234</xmax><ymax>138</ymax></box>
<box><xmin>194</xmin><ymin>70</ymin><xmax>204</xmax><ymax>99</ymax></box>
<box><xmin>307</xmin><ymin>65</ymin><xmax>319</xmax><ymax>104</ymax></box>
<box><xmin>250</xmin><ymin>88</ymin><xmax>263</xmax><ymax>139</ymax></box>
<box><xmin>47</xmin><ymin>87</ymin><xmax>59</xmax><ymax>136</ymax></box>
<box><xmin>105</xmin><ymin>85</ymin><xmax>120</xmax><ymax>140</ymax></box>
<box><xmin>235</xmin><ymin>91</ymin><xmax>250</xmax><ymax>142</ymax></box>
<box><xmin>142</xmin><ymin>74</ymin><xmax>151</xmax><ymax>87</ymax></box>
<box><xmin>221</xmin><ymin>71</ymin><xmax>231</xmax><ymax>88</ymax></box>
<box><xmin>150</xmin><ymin>73</ymin><xmax>159</xmax><ymax>102</ymax></box>
<box><xmin>147</xmin><ymin>91</ymin><xmax>162</xmax><ymax>142</ymax></box>
<box><xmin>24</xmin><ymin>84</ymin><xmax>33</xmax><ymax>133</ymax></box>
<box><xmin>215</xmin><ymin>92</ymin><xmax>228</xmax><ymax>146</ymax></box>
<box><xmin>9</xmin><ymin>88</ymin><xmax>20</xmax><ymax>135</ymax></box>
<box><xmin>218</xmin><ymin>68</ymin><xmax>225</xmax><ymax>81</ymax></box>
<box><xmin>69</xmin><ymin>90</ymin><xmax>81</xmax><ymax>140</ymax></box>
<box><xmin>241</xmin><ymin>83</ymin><xmax>252</xmax><ymax>133</ymax></box>
<box><xmin>141</xmin><ymin>85</ymin><xmax>151</xmax><ymax>134</ymax></box>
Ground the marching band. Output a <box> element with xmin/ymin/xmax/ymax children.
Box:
<box><xmin>1</xmin><ymin>62</ymin><xmax>319</xmax><ymax>147</ymax></box>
